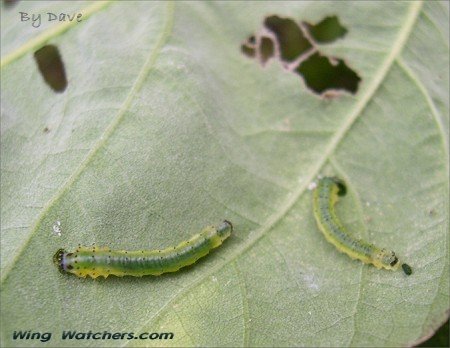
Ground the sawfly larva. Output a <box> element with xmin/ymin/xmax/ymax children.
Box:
<box><xmin>312</xmin><ymin>177</ymin><xmax>412</xmax><ymax>275</ymax></box>
<box><xmin>54</xmin><ymin>220</ymin><xmax>233</xmax><ymax>279</ymax></box>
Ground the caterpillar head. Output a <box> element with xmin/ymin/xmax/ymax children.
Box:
<box><xmin>374</xmin><ymin>248</ymin><xmax>399</xmax><ymax>270</ymax></box>
<box><xmin>53</xmin><ymin>248</ymin><xmax>67</xmax><ymax>274</ymax></box>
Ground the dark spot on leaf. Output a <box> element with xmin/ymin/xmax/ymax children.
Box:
<box><xmin>303</xmin><ymin>16</ymin><xmax>348</xmax><ymax>43</ymax></box>
<box><xmin>34</xmin><ymin>45</ymin><xmax>67</xmax><ymax>93</ymax></box>
<box><xmin>264</xmin><ymin>15</ymin><xmax>312</xmax><ymax>62</ymax></box>
<box><xmin>296</xmin><ymin>52</ymin><xmax>360</xmax><ymax>94</ymax></box>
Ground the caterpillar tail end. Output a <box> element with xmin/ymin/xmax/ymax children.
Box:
<box><xmin>401</xmin><ymin>263</ymin><xmax>412</xmax><ymax>276</ymax></box>
<box><xmin>330</xmin><ymin>177</ymin><xmax>347</xmax><ymax>196</ymax></box>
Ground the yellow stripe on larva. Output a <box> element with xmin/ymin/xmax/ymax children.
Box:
<box><xmin>53</xmin><ymin>221</ymin><xmax>233</xmax><ymax>279</ymax></box>
<box><xmin>312</xmin><ymin>177</ymin><xmax>411</xmax><ymax>275</ymax></box>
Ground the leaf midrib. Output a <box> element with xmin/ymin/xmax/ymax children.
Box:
<box><xmin>124</xmin><ymin>1</ymin><xmax>425</xmax><ymax>344</ymax></box>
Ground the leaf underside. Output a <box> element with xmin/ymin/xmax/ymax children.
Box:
<box><xmin>1</xmin><ymin>1</ymin><xmax>448</xmax><ymax>347</ymax></box>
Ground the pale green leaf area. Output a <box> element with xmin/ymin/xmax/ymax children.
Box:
<box><xmin>1</xmin><ymin>1</ymin><xmax>448</xmax><ymax>347</ymax></box>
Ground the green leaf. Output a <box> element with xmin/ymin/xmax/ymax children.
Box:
<box><xmin>1</xmin><ymin>1</ymin><xmax>448</xmax><ymax>347</ymax></box>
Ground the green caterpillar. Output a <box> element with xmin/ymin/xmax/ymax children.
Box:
<box><xmin>313</xmin><ymin>177</ymin><xmax>412</xmax><ymax>275</ymax></box>
<box><xmin>53</xmin><ymin>220</ymin><xmax>233</xmax><ymax>278</ymax></box>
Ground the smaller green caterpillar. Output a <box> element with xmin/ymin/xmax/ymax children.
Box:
<box><xmin>312</xmin><ymin>177</ymin><xmax>412</xmax><ymax>275</ymax></box>
<box><xmin>54</xmin><ymin>221</ymin><xmax>233</xmax><ymax>278</ymax></box>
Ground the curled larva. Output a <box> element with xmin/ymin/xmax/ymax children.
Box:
<box><xmin>53</xmin><ymin>220</ymin><xmax>233</xmax><ymax>279</ymax></box>
<box><xmin>312</xmin><ymin>177</ymin><xmax>412</xmax><ymax>275</ymax></box>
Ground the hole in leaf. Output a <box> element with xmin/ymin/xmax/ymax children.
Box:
<box><xmin>34</xmin><ymin>45</ymin><xmax>67</xmax><ymax>93</ymax></box>
<box><xmin>296</xmin><ymin>52</ymin><xmax>361</xmax><ymax>94</ymax></box>
<box><xmin>303</xmin><ymin>16</ymin><xmax>348</xmax><ymax>43</ymax></box>
<box><xmin>241</xmin><ymin>14</ymin><xmax>360</xmax><ymax>98</ymax></box>
<box><xmin>241</xmin><ymin>35</ymin><xmax>256</xmax><ymax>58</ymax></box>
<box><xmin>259</xmin><ymin>37</ymin><xmax>274</xmax><ymax>65</ymax></box>
<box><xmin>264</xmin><ymin>15</ymin><xmax>312</xmax><ymax>62</ymax></box>
<box><xmin>241</xmin><ymin>44</ymin><xmax>256</xmax><ymax>58</ymax></box>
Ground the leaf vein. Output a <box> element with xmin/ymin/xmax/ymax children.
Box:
<box><xmin>0</xmin><ymin>1</ymin><xmax>175</xmax><ymax>283</ymax></box>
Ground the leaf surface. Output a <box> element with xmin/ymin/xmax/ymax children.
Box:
<box><xmin>1</xmin><ymin>1</ymin><xmax>448</xmax><ymax>346</ymax></box>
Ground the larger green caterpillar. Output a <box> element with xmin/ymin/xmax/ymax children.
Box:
<box><xmin>312</xmin><ymin>177</ymin><xmax>412</xmax><ymax>275</ymax></box>
<box><xmin>53</xmin><ymin>220</ymin><xmax>233</xmax><ymax>278</ymax></box>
